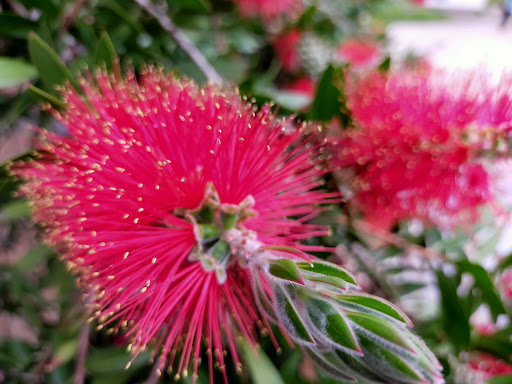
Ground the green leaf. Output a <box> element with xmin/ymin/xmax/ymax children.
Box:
<box><xmin>407</xmin><ymin>332</ymin><xmax>444</xmax><ymax>382</ymax></box>
<box><xmin>55</xmin><ymin>338</ymin><xmax>79</xmax><ymax>364</ymax></box>
<box><xmin>268</xmin><ymin>259</ymin><xmax>304</xmax><ymax>285</ymax></box>
<box><xmin>473</xmin><ymin>329</ymin><xmax>512</xmax><ymax>362</ymax></box>
<box><xmin>297</xmin><ymin>260</ymin><xmax>359</xmax><ymax>287</ymax></box>
<box><xmin>240</xmin><ymin>340</ymin><xmax>285</xmax><ymax>384</ymax></box>
<box><xmin>0</xmin><ymin>340</ymin><xmax>34</xmax><ymax>367</ymax></box>
<box><xmin>86</xmin><ymin>346</ymin><xmax>150</xmax><ymax>374</ymax></box>
<box><xmin>28</xmin><ymin>32</ymin><xmax>80</xmax><ymax>93</ymax></box>
<box><xmin>302</xmin><ymin>271</ymin><xmax>348</xmax><ymax>291</ymax></box>
<box><xmin>307</xmin><ymin>297</ymin><xmax>361</xmax><ymax>353</ymax></box>
<box><xmin>17</xmin><ymin>244</ymin><xmax>54</xmax><ymax>271</ymax></box>
<box><xmin>457</xmin><ymin>260</ymin><xmax>505</xmax><ymax>320</ymax></box>
<box><xmin>210</xmin><ymin>239</ymin><xmax>230</xmax><ymax>262</ymax></box>
<box><xmin>1</xmin><ymin>200</ymin><xmax>31</xmax><ymax>221</ymax></box>
<box><xmin>102</xmin><ymin>0</ymin><xmax>144</xmax><ymax>32</ymax></box>
<box><xmin>253</xmin><ymin>274</ymin><xmax>278</xmax><ymax>322</ymax></box>
<box><xmin>336</xmin><ymin>293</ymin><xmax>412</xmax><ymax>325</ymax></box>
<box><xmin>435</xmin><ymin>269</ymin><xmax>470</xmax><ymax>352</ymax></box>
<box><xmin>170</xmin><ymin>0</ymin><xmax>212</xmax><ymax>11</ymax></box>
<box><xmin>274</xmin><ymin>287</ymin><xmax>314</xmax><ymax>343</ymax></box>
<box><xmin>358</xmin><ymin>334</ymin><xmax>425</xmax><ymax>384</ymax></box>
<box><xmin>221</xmin><ymin>212</ymin><xmax>237</xmax><ymax>230</ymax></box>
<box><xmin>28</xmin><ymin>85</ymin><xmax>65</xmax><ymax>109</ymax></box>
<box><xmin>308</xmin><ymin>64</ymin><xmax>349</xmax><ymax>123</ymax></box>
<box><xmin>0</xmin><ymin>14</ymin><xmax>37</xmax><ymax>39</ymax></box>
<box><xmin>95</xmin><ymin>31</ymin><xmax>118</xmax><ymax>72</ymax></box>
<box><xmin>489</xmin><ymin>376</ymin><xmax>512</xmax><ymax>384</ymax></box>
<box><xmin>477</xmin><ymin>226</ymin><xmax>503</xmax><ymax>261</ymax></box>
<box><xmin>378</xmin><ymin>56</ymin><xmax>391</xmax><ymax>72</ymax></box>
<box><xmin>0</xmin><ymin>152</ymin><xmax>35</xmax><ymax>206</ymax></box>
<box><xmin>0</xmin><ymin>57</ymin><xmax>38</xmax><ymax>89</ymax></box>
<box><xmin>199</xmin><ymin>223</ymin><xmax>220</xmax><ymax>240</ymax></box>
<box><xmin>346</xmin><ymin>312</ymin><xmax>415</xmax><ymax>352</ymax></box>
<box><xmin>305</xmin><ymin>349</ymin><xmax>357</xmax><ymax>382</ymax></box>
<box><xmin>3</xmin><ymin>91</ymin><xmax>33</xmax><ymax>127</ymax></box>
<box><xmin>498</xmin><ymin>253</ymin><xmax>512</xmax><ymax>270</ymax></box>
<box><xmin>335</xmin><ymin>350</ymin><xmax>386</xmax><ymax>383</ymax></box>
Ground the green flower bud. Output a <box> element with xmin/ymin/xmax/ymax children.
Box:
<box><xmin>256</xmin><ymin>259</ymin><xmax>444</xmax><ymax>384</ymax></box>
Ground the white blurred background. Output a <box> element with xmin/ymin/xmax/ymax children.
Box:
<box><xmin>388</xmin><ymin>0</ymin><xmax>512</xmax><ymax>76</ymax></box>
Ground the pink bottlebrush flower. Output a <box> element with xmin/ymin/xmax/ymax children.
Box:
<box><xmin>273</xmin><ymin>29</ymin><xmax>303</xmax><ymax>72</ymax></box>
<box><xmin>332</xmin><ymin>70</ymin><xmax>512</xmax><ymax>229</ymax></box>
<box><xmin>504</xmin><ymin>270</ymin><xmax>512</xmax><ymax>300</ymax></box>
<box><xmin>468</xmin><ymin>353</ymin><xmax>512</xmax><ymax>379</ymax></box>
<box><xmin>12</xmin><ymin>67</ymin><xmax>335</xmax><ymax>382</ymax></box>
<box><xmin>283</xmin><ymin>77</ymin><xmax>316</xmax><ymax>98</ymax></box>
<box><xmin>337</xmin><ymin>39</ymin><xmax>379</xmax><ymax>68</ymax></box>
<box><xmin>282</xmin><ymin>77</ymin><xmax>316</xmax><ymax>111</ymax></box>
<box><xmin>228</xmin><ymin>0</ymin><xmax>302</xmax><ymax>21</ymax></box>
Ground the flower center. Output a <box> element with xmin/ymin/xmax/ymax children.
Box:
<box><xmin>185</xmin><ymin>183</ymin><xmax>259</xmax><ymax>284</ymax></box>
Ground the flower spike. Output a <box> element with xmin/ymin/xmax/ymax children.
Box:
<box><xmin>12</xmin><ymin>66</ymin><xmax>443</xmax><ymax>384</ymax></box>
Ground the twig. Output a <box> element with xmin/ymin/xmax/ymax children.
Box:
<box><xmin>30</xmin><ymin>346</ymin><xmax>53</xmax><ymax>384</ymax></box>
<box><xmin>346</xmin><ymin>243</ymin><xmax>400</xmax><ymax>299</ymax></box>
<box><xmin>353</xmin><ymin>219</ymin><xmax>445</xmax><ymax>262</ymax></box>
<box><xmin>146</xmin><ymin>357</ymin><xmax>164</xmax><ymax>384</ymax></box>
<box><xmin>74</xmin><ymin>322</ymin><xmax>90</xmax><ymax>384</ymax></box>
<box><xmin>61</xmin><ymin>0</ymin><xmax>89</xmax><ymax>34</ymax></box>
<box><xmin>136</xmin><ymin>0</ymin><xmax>223</xmax><ymax>84</ymax></box>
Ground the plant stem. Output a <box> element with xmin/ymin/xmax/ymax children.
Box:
<box><xmin>61</xmin><ymin>0</ymin><xmax>89</xmax><ymax>34</ymax></box>
<box><xmin>136</xmin><ymin>0</ymin><xmax>223</xmax><ymax>84</ymax></box>
<box><xmin>146</xmin><ymin>357</ymin><xmax>163</xmax><ymax>384</ymax></box>
<box><xmin>74</xmin><ymin>322</ymin><xmax>90</xmax><ymax>384</ymax></box>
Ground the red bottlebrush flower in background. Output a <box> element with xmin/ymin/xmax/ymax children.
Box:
<box><xmin>12</xmin><ymin>68</ymin><xmax>334</xmax><ymax>383</ymax></box>
<box><xmin>228</xmin><ymin>0</ymin><xmax>302</xmax><ymax>21</ymax></box>
<box><xmin>504</xmin><ymin>270</ymin><xmax>512</xmax><ymax>300</ymax></box>
<box><xmin>283</xmin><ymin>77</ymin><xmax>316</xmax><ymax>98</ymax></box>
<box><xmin>273</xmin><ymin>29</ymin><xmax>303</xmax><ymax>72</ymax></box>
<box><xmin>468</xmin><ymin>353</ymin><xmax>512</xmax><ymax>380</ymax></box>
<box><xmin>337</xmin><ymin>39</ymin><xmax>379</xmax><ymax>68</ymax></box>
<box><xmin>332</xmin><ymin>70</ymin><xmax>512</xmax><ymax>229</ymax></box>
<box><xmin>412</xmin><ymin>0</ymin><xmax>425</xmax><ymax>6</ymax></box>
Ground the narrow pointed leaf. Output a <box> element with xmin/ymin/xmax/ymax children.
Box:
<box><xmin>337</xmin><ymin>293</ymin><xmax>413</xmax><ymax>326</ymax></box>
<box><xmin>305</xmin><ymin>349</ymin><xmax>357</xmax><ymax>382</ymax></box>
<box><xmin>307</xmin><ymin>297</ymin><xmax>361</xmax><ymax>353</ymax></box>
<box><xmin>0</xmin><ymin>57</ymin><xmax>38</xmax><ymax>89</ymax></box>
<box><xmin>210</xmin><ymin>240</ymin><xmax>230</xmax><ymax>262</ymax></box>
<box><xmin>263</xmin><ymin>245</ymin><xmax>313</xmax><ymax>264</ymax></box>
<box><xmin>28</xmin><ymin>32</ymin><xmax>80</xmax><ymax>93</ymax></box>
<box><xmin>347</xmin><ymin>312</ymin><xmax>415</xmax><ymax>352</ymax></box>
<box><xmin>308</xmin><ymin>64</ymin><xmax>347</xmax><ymax>122</ymax></box>
<box><xmin>253</xmin><ymin>272</ymin><xmax>278</xmax><ymax>323</ymax></box>
<box><xmin>0</xmin><ymin>14</ymin><xmax>37</xmax><ymax>39</ymax></box>
<box><xmin>28</xmin><ymin>85</ymin><xmax>65</xmax><ymax>109</ymax></box>
<box><xmin>435</xmin><ymin>269</ymin><xmax>470</xmax><ymax>352</ymax></box>
<box><xmin>95</xmin><ymin>31</ymin><xmax>118</xmax><ymax>72</ymax></box>
<box><xmin>199</xmin><ymin>223</ymin><xmax>220</xmax><ymax>241</ymax></box>
<box><xmin>489</xmin><ymin>375</ymin><xmax>512</xmax><ymax>384</ymax></box>
<box><xmin>335</xmin><ymin>350</ymin><xmax>389</xmax><ymax>383</ymax></box>
<box><xmin>240</xmin><ymin>340</ymin><xmax>285</xmax><ymax>384</ymax></box>
<box><xmin>268</xmin><ymin>259</ymin><xmax>304</xmax><ymax>285</ymax></box>
<box><xmin>221</xmin><ymin>212</ymin><xmax>238</xmax><ymax>230</ymax></box>
<box><xmin>408</xmin><ymin>333</ymin><xmax>444</xmax><ymax>382</ymax></box>
<box><xmin>274</xmin><ymin>287</ymin><xmax>314</xmax><ymax>343</ymax></box>
<box><xmin>297</xmin><ymin>260</ymin><xmax>360</xmax><ymax>287</ymax></box>
<box><xmin>458</xmin><ymin>260</ymin><xmax>506</xmax><ymax>320</ymax></box>
<box><xmin>358</xmin><ymin>335</ymin><xmax>426</xmax><ymax>384</ymax></box>
<box><xmin>302</xmin><ymin>270</ymin><xmax>348</xmax><ymax>290</ymax></box>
